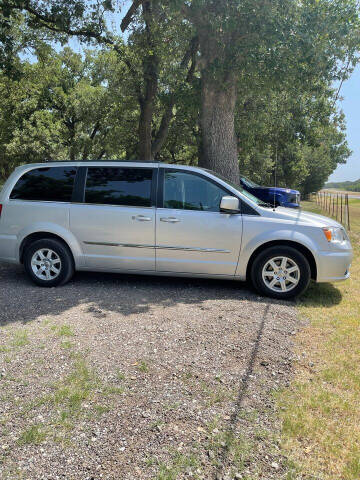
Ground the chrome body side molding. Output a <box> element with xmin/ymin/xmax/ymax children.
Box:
<box><xmin>83</xmin><ymin>241</ymin><xmax>230</xmax><ymax>254</ymax></box>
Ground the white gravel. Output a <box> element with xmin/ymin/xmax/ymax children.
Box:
<box><xmin>0</xmin><ymin>263</ymin><xmax>302</xmax><ymax>479</ymax></box>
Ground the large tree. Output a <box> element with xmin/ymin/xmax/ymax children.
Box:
<box><xmin>234</xmin><ymin>68</ymin><xmax>351</xmax><ymax>195</ymax></box>
<box><xmin>1</xmin><ymin>0</ymin><xmax>359</xmax><ymax>187</ymax></box>
<box><xmin>172</xmin><ymin>0</ymin><xmax>359</xmax><ymax>182</ymax></box>
<box><xmin>0</xmin><ymin>1</ymin><xmax>196</xmax><ymax>160</ymax></box>
<box><xmin>175</xmin><ymin>0</ymin><xmax>290</xmax><ymax>182</ymax></box>
<box><xmin>0</xmin><ymin>47</ymin><xmax>138</xmax><ymax>177</ymax></box>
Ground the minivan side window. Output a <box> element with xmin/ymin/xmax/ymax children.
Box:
<box><xmin>85</xmin><ymin>167</ymin><xmax>153</xmax><ymax>207</ymax></box>
<box><xmin>163</xmin><ymin>170</ymin><xmax>228</xmax><ymax>212</ymax></box>
<box><xmin>10</xmin><ymin>167</ymin><xmax>77</xmax><ymax>202</ymax></box>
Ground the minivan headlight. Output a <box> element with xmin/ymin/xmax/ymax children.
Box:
<box><xmin>322</xmin><ymin>227</ymin><xmax>347</xmax><ymax>243</ymax></box>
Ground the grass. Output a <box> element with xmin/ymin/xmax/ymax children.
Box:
<box><xmin>16</xmin><ymin>352</ymin><xmax>128</xmax><ymax>446</ymax></box>
<box><xmin>52</xmin><ymin>355</ymin><xmax>97</xmax><ymax>418</ymax></box>
<box><xmin>136</xmin><ymin>360</ymin><xmax>149</xmax><ymax>373</ymax></box>
<box><xmin>17</xmin><ymin>425</ymin><xmax>47</xmax><ymax>445</ymax></box>
<box><xmin>93</xmin><ymin>405</ymin><xmax>111</xmax><ymax>415</ymax></box>
<box><xmin>181</xmin><ymin>371</ymin><xmax>235</xmax><ymax>406</ymax></box>
<box><xmin>51</xmin><ymin>324</ymin><xmax>74</xmax><ymax>337</ymax></box>
<box><xmin>11</xmin><ymin>329</ymin><xmax>29</xmax><ymax>347</ymax></box>
<box><xmin>102</xmin><ymin>385</ymin><xmax>125</xmax><ymax>395</ymax></box>
<box><xmin>206</xmin><ymin>417</ymin><xmax>252</xmax><ymax>471</ymax></box>
<box><xmin>278</xmin><ymin>199</ymin><xmax>360</xmax><ymax>479</ymax></box>
<box><xmin>151</xmin><ymin>417</ymin><xmax>251</xmax><ymax>479</ymax></box>
<box><xmin>115</xmin><ymin>369</ymin><xmax>126</xmax><ymax>381</ymax></box>
<box><xmin>149</xmin><ymin>445</ymin><xmax>203</xmax><ymax>480</ymax></box>
<box><xmin>156</xmin><ymin>452</ymin><xmax>200</xmax><ymax>480</ymax></box>
<box><xmin>18</xmin><ymin>354</ymin><xmax>99</xmax><ymax>441</ymax></box>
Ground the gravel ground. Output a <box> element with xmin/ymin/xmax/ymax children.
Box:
<box><xmin>0</xmin><ymin>263</ymin><xmax>302</xmax><ymax>480</ymax></box>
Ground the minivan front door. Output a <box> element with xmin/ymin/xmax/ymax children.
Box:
<box><xmin>156</xmin><ymin>169</ymin><xmax>242</xmax><ymax>276</ymax></box>
<box><xmin>70</xmin><ymin>166</ymin><xmax>156</xmax><ymax>271</ymax></box>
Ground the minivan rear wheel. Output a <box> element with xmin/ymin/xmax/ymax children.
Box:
<box><xmin>251</xmin><ymin>246</ymin><xmax>311</xmax><ymax>299</ymax></box>
<box><xmin>24</xmin><ymin>238</ymin><xmax>74</xmax><ymax>287</ymax></box>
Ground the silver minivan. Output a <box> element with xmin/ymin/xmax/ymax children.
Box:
<box><xmin>0</xmin><ymin>162</ymin><xmax>353</xmax><ymax>299</ymax></box>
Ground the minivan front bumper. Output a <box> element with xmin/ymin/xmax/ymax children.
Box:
<box><xmin>316</xmin><ymin>249</ymin><xmax>353</xmax><ymax>283</ymax></box>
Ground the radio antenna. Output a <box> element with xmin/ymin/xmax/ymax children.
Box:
<box><xmin>273</xmin><ymin>139</ymin><xmax>278</xmax><ymax>211</ymax></box>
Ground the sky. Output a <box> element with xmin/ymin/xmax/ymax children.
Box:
<box><xmin>328</xmin><ymin>65</ymin><xmax>360</xmax><ymax>182</ymax></box>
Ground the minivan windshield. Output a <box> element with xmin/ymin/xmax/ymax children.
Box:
<box><xmin>202</xmin><ymin>169</ymin><xmax>263</xmax><ymax>206</ymax></box>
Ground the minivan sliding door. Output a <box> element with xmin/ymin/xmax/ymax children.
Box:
<box><xmin>70</xmin><ymin>166</ymin><xmax>157</xmax><ymax>272</ymax></box>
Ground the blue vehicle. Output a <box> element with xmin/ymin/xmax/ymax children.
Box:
<box><xmin>240</xmin><ymin>176</ymin><xmax>300</xmax><ymax>208</ymax></box>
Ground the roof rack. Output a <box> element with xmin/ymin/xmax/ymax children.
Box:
<box><xmin>43</xmin><ymin>159</ymin><xmax>161</xmax><ymax>163</ymax></box>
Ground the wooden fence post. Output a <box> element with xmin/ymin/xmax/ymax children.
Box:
<box><xmin>346</xmin><ymin>194</ymin><xmax>351</xmax><ymax>231</ymax></box>
<box><xmin>340</xmin><ymin>195</ymin><xmax>343</xmax><ymax>224</ymax></box>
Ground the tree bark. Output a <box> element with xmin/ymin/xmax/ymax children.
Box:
<box><xmin>137</xmin><ymin>0</ymin><xmax>158</xmax><ymax>161</ymax></box>
<box><xmin>138</xmin><ymin>95</ymin><xmax>155</xmax><ymax>160</ymax></box>
<box><xmin>82</xmin><ymin>121</ymin><xmax>100</xmax><ymax>160</ymax></box>
<box><xmin>151</xmin><ymin>98</ymin><xmax>174</xmax><ymax>158</ymax></box>
<box><xmin>64</xmin><ymin>117</ymin><xmax>77</xmax><ymax>161</ymax></box>
<box><xmin>120</xmin><ymin>0</ymin><xmax>143</xmax><ymax>32</ymax></box>
<box><xmin>199</xmin><ymin>73</ymin><xmax>239</xmax><ymax>184</ymax></box>
<box><xmin>150</xmin><ymin>36</ymin><xmax>199</xmax><ymax>160</ymax></box>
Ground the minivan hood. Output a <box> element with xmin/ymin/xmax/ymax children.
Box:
<box><xmin>262</xmin><ymin>206</ymin><xmax>343</xmax><ymax>228</ymax></box>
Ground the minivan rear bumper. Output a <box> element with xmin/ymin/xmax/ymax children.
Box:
<box><xmin>0</xmin><ymin>234</ymin><xmax>18</xmax><ymax>263</ymax></box>
<box><xmin>316</xmin><ymin>249</ymin><xmax>353</xmax><ymax>283</ymax></box>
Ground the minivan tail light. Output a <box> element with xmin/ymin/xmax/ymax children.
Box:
<box><xmin>0</xmin><ymin>204</ymin><xmax>2</xmax><ymax>218</ymax></box>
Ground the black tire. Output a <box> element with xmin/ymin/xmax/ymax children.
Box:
<box><xmin>24</xmin><ymin>238</ymin><xmax>74</xmax><ymax>287</ymax></box>
<box><xmin>250</xmin><ymin>245</ymin><xmax>311</xmax><ymax>300</ymax></box>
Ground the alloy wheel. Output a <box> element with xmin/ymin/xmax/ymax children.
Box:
<box><xmin>262</xmin><ymin>256</ymin><xmax>300</xmax><ymax>293</ymax></box>
<box><xmin>31</xmin><ymin>248</ymin><xmax>62</xmax><ymax>281</ymax></box>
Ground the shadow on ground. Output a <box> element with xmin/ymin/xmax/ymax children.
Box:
<box><xmin>299</xmin><ymin>280</ymin><xmax>343</xmax><ymax>308</ymax></box>
<box><xmin>0</xmin><ymin>263</ymin><xmax>342</xmax><ymax>327</ymax></box>
<box><xmin>1</xmin><ymin>263</ymin><xmax>255</xmax><ymax>326</ymax></box>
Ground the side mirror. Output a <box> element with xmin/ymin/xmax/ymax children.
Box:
<box><xmin>220</xmin><ymin>196</ymin><xmax>240</xmax><ymax>213</ymax></box>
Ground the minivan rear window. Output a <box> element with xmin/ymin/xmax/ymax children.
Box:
<box><xmin>10</xmin><ymin>167</ymin><xmax>77</xmax><ymax>202</ymax></box>
<box><xmin>85</xmin><ymin>167</ymin><xmax>153</xmax><ymax>207</ymax></box>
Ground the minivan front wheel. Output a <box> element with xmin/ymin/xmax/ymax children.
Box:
<box><xmin>251</xmin><ymin>246</ymin><xmax>311</xmax><ymax>299</ymax></box>
<box><xmin>24</xmin><ymin>238</ymin><xmax>74</xmax><ymax>287</ymax></box>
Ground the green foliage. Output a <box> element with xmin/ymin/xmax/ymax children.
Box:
<box><xmin>0</xmin><ymin>0</ymin><xmax>359</xmax><ymax>189</ymax></box>
<box><xmin>0</xmin><ymin>47</ymin><xmax>137</xmax><ymax>178</ymax></box>
<box><xmin>325</xmin><ymin>179</ymin><xmax>360</xmax><ymax>192</ymax></box>
<box><xmin>237</xmin><ymin>87</ymin><xmax>351</xmax><ymax>194</ymax></box>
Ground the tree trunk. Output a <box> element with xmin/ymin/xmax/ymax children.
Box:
<box><xmin>199</xmin><ymin>74</ymin><xmax>239</xmax><ymax>184</ymax></box>
<box><xmin>137</xmin><ymin>0</ymin><xmax>158</xmax><ymax>161</ymax></box>
<box><xmin>138</xmin><ymin>98</ymin><xmax>154</xmax><ymax>160</ymax></box>
<box><xmin>151</xmin><ymin>98</ymin><xmax>174</xmax><ymax>158</ymax></box>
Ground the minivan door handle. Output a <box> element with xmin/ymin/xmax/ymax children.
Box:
<box><xmin>160</xmin><ymin>217</ymin><xmax>180</xmax><ymax>223</ymax></box>
<box><xmin>132</xmin><ymin>215</ymin><xmax>152</xmax><ymax>222</ymax></box>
